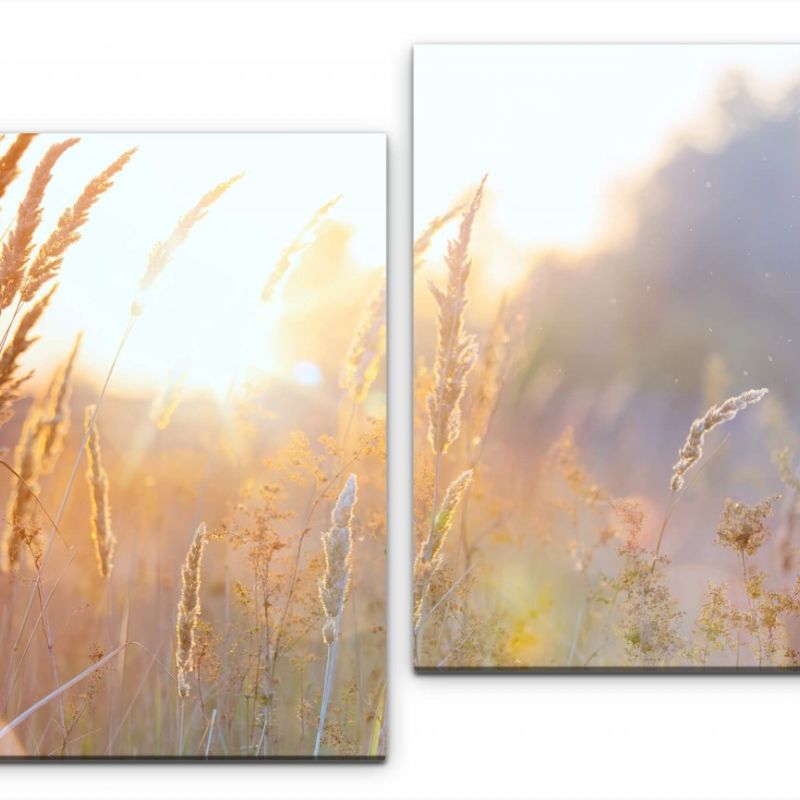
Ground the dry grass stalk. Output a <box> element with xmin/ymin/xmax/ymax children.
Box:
<box><xmin>261</xmin><ymin>195</ymin><xmax>341</xmax><ymax>303</ymax></box>
<box><xmin>467</xmin><ymin>297</ymin><xmax>510</xmax><ymax>453</ymax></box>
<box><xmin>426</xmin><ymin>177</ymin><xmax>485</xmax><ymax>456</ymax></box>
<box><xmin>134</xmin><ymin>174</ymin><xmax>243</xmax><ymax>307</ymax></box>
<box><xmin>176</xmin><ymin>522</ymin><xmax>207</xmax><ymax>697</ymax></box>
<box><xmin>84</xmin><ymin>404</ymin><xmax>115</xmax><ymax>578</ymax></box>
<box><xmin>413</xmin><ymin>199</ymin><xmax>466</xmax><ymax>271</ymax></box>
<box><xmin>150</xmin><ymin>368</ymin><xmax>187</xmax><ymax>431</ymax></box>
<box><xmin>340</xmin><ymin>285</ymin><xmax>386</xmax><ymax>404</ymax></box>
<box><xmin>0</xmin><ymin>134</ymin><xmax>36</xmax><ymax>202</ymax></box>
<box><xmin>20</xmin><ymin>148</ymin><xmax>136</xmax><ymax>301</ymax></box>
<box><xmin>0</xmin><ymin>138</ymin><xmax>79</xmax><ymax>311</ymax></box>
<box><xmin>13</xmin><ymin>176</ymin><xmax>242</xmax><ymax>664</ymax></box>
<box><xmin>2</xmin><ymin>408</ymin><xmax>45</xmax><ymax>571</ymax></box>
<box><xmin>38</xmin><ymin>332</ymin><xmax>82</xmax><ymax>472</ymax></box>
<box><xmin>1</xmin><ymin>336</ymin><xmax>82</xmax><ymax>570</ymax></box>
<box><xmin>0</xmin><ymin>284</ymin><xmax>57</xmax><ymax>428</ymax></box>
<box><xmin>314</xmin><ymin>474</ymin><xmax>358</xmax><ymax>756</ymax></box>
<box><xmin>319</xmin><ymin>474</ymin><xmax>358</xmax><ymax>644</ymax></box>
<box><xmin>415</xmin><ymin>469</ymin><xmax>473</xmax><ymax>623</ymax></box>
<box><xmin>670</xmin><ymin>388</ymin><xmax>768</xmax><ymax>492</ymax></box>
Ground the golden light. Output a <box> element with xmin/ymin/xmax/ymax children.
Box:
<box><xmin>2</xmin><ymin>133</ymin><xmax>386</xmax><ymax>406</ymax></box>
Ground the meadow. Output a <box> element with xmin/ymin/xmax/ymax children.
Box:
<box><xmin>0</xmin><ymin>133</ymin><xmax>386</xmax><ymax>757</ymax></box>
<box><xmin>413</xmin><ymin>78</ymin><xmax>800</xmax><ymax>670</ymax></box>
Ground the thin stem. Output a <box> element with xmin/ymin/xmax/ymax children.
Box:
<box><xmin>653</xmin><ymin>432</ymin><xmax>731</xmax><ymax>567</ymax></box>
<box><xmin>339</xmin><ymin>396</ymin><xmax>357</xmax><ymax>452</ymax></box>
<box><xmin>740</xmin><ymin>549</ymin><xmax>763</xmax><ymax>667</ymax></box>
<box><xmin>0</xmin><ymin>554</ymin><xmax>76</xmax><ymax>718</ymax></box>
<box><xmin>313</xmin><ymin>616</ymin><xmax>341</xmax><ymax>757</ymax></box>
<box><xmin>652</xmin><ymin>493</ymin><xmax>678</xmax><ymax>566</ymax></box>
<box><xmin>32</xmin><ymin>559</ymin><xmax>67</xmax><ymax>749</ymax></box>
<box><xmin>0</xmin><ymin>641</ymin><xmax>169</xmax><ymax>741</ymax></box>
<box><xmin>417</xmin><ymin>562</ymin><xmax>477</xmax><ymax>634</ymax></box>
<box><xmin>177</xmin><ymin>696</ymin><xmax>185</xmax><ymax>756</ymax></box>
<box><xmin>205</xmin><ymin>707</ymin><xmax>217</xmax><ymax>758</ymax></box>
<box><xmin>10</xmin><ymin>315</ymin><xmax>136</xmax><ymax>660</ymax></box>
<box><xmin>270</xmin><ymin>459</ymin><xmax>359</xmax><ymax>682</ymax></box>
<box><xmin>0</xmin><ymin>297</ymin><xmax>22</xmax><ymax>356</ymax></box>
<box><xmin>415</xmin><ymin>454</ymin><xmax>442</xmax><ymax>663</ymax></box>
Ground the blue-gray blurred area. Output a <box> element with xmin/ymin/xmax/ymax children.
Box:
<box><xmin>508</xmin><ymin>75</ymin><xmax>800</xmax><ymax>532</ymax></box>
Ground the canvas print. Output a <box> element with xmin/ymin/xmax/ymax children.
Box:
<box><xmin>0</xmin><ymin>133</ymin><xmax>386</xmax><ymax>757</ymax></box>
<box><xmin>414</xmin><ymin>44</ymin><xmax>800</xmax><ymax>671</ymax></box>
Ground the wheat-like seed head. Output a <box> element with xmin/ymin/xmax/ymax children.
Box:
<box><xmin>340</xmin><ymin>285</ymin><xmax>386</xmax><ymax>404</ymax></box>
<box><xmin>133</xmin><ymin>174</ymin><xmax>243</xmax><ymax>314</ymax></box>
<box><xmin>413</xmin><ymin>469</ymin><xmax>474</xmax><ymax>626</ymax></box>
<box><xmin>467</xmin><ymin>297</ymin><xmax>510</xmax><ymax>453</ymax></box>
<box><xmin>176</xmin><ymin>522</ymin><xmax>207</xmax><ymax>697</ymax></box>
<box><xmin>38</xmin><ymin>332</ymin><xmax>82</xmax><ymax>473</ymax></box>
<box><xmin>413</xmin><ymin>199</ymin><xmax>466</xmax><ymax>271</ymax></box>
<box><xmin>0</xmin><ymin>284</ymin><xmax>57</xmax><ymax>429</ymax></box>
<box><xmin>0</xmin><ymin>134</ymin><xmax>36</xmax><ymax>202</ymax></box>
<box><xmin>670</xmin><ymin>388</ymin><xmax>769</xmax><ymax>492</ymax></box>
<box><xmin>0</xmin><ymin>138</ymin><xmax>79</xmax><ymax>311</ymax></box>
<box><xmin>420</xmin><ymin>469</ymin><xmax>473</xmax><ymax>569</ymax></box>
<box><xmin>21</xmin><ymin>148</ymin><xmax>136</xmax><ymax>301</ymax></box>
<box><xmin>261</xmin><ymin>195</ymin><xmax>342</xmax><ymax>304</ymax></box>
<box><xmin>319</xmin><ymin>474</ymin><xmax>358</xmax><ymax>645</ymax></box>
<box><xmin>84</xmin><ymin>404</ymin><xmax>115</xmax><ymax>578</ymax></box>
<box><xmin>425</xmin><ymin>179</ymin><xmax>486</xmax><ymax>456</ymax></box>
<box><xmin>149</xmin><ymin>369</ymin><xmax>187</xmax><ymax>431</ymax></box>
<box><xmin>1</xmin><ymin>406</ymin><xmax>46</xmax><ymax>571</ymax></box>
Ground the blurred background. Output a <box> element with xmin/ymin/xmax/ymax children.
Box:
<box><xmin>414</xmin><ymin>45</ymin><xmax>800</xmax><ymax>667</ymax></box>
<box><xmin>0</xmin><ymin>133</ymin><xmax>386</xmax><ymax>755</ymax></box>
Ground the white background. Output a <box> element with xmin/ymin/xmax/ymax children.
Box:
<box><xmin>2</xmin><ymin>2</ymin><xmax>800</xmax><ymax>798</ymax></box>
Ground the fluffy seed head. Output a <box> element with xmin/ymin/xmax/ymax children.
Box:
<box><xmin>38</xmin><ymin>332</ymin><xmax>82</xmax><ymax>473</ymax></box>
<box><xmin>2</xmin><ymin>407</ymin><xmax>46</xmax><ymax>571</ymax></box>
<box><xmin>176</xmin><ymin>522</ymin><xmax>208</xmax><ymax>697</ymax></box>
<box><xmin>21</xmin><ymin>148</ymin><xmax>136</xmax><ymax>301</ymax></box>
<box><xmin>0</xmin><ymin>134</ymin><xmax>36</xmax><ymax>201</ymax></box>
<box><xmin>414</xmin><ymin>199</ymin><xmax>466</xmax><ymax>271</ymax></box>
<box><xmin>84</xmin><ymin>405</ymin><xmax>115</xmax><ymax>578</ymax></box>
<box><xmin>340</xmin><ymin>285</ymin><xmax>386</xmax><ymax>404</ymax></box>
<box><xmin>150</xmin><ymin>368</ymin><xmax>187</xmax><ymax>431</ymax></box>
<box><xmin>425</xmin><ymin>469</ymin><xmax>473</xmax><ymax>568</ymax></box>
<box><xmin>670</xmin><ymin>388</ymin><xmax>768</xmax><ymax>492</ymax></box>
<box><xmin>0</xmin><ymin>138</ymin><xmax>79</xmax><ymax>310</ymax></box>
<box><xmin>319</xmin><ymin>474</ymin><xmax>358</xmax><ymax>645</ymax></box>
<box><xmin>413</xmin><ymin>469</ymin><xmax>474</xmax><ymax>627</ymax></box>
<box><xmin>716</xmin><ymin>495</ymin><xmax>778</xmax><ymax>556</ymax></box>
<box><xmin>133</xmin><ymin>174</ymin><xmax>242</xmax><ymax>314</ymax></box>
<box><xmin>426</xmin><ymin>177</ymin><xmax>486</xmax><ymax>455</ymax></box>
<box><xmin>0</xmin><ymin>285</ymin><xmax>57</xmax><ymax>429</ymax></box>
<box><xmin>467</xmin><ymin>297</ymin><xmax>510</xmax><ymax>452</ymax></box>
<box><xmin>261</xmin><ymin>195</ymin><xmax>341</xmax><ymax>304</ymax></box>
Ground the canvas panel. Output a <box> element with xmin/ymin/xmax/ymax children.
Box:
<box><xmin>0</xmin><ymin>132</ymin><xmax>386</xmax><ymax>756</ymax></box>
<box><xmin>413</xmin><ymin>44</ymin><xmax>800</xmax><ymax>671</ymax></box>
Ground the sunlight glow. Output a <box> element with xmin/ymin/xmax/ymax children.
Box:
<box><xmin>1</xmin><ymin>134</ymin><xmax>385</xmax><ymax>401</ymax></box>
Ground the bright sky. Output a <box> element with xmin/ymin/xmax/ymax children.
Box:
<box><xmin>414</xmin><ymin>44</ymin><xmax>800</xmax><ymax>254</ymax></box>
<box><xmin>0</xmin><ymin>133</ymin><xmax>385</xmax><ymax>397</ymax></box>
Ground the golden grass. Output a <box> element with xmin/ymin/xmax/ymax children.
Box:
<box><xmin>0</xmin><ymin>285</ymin><xmax>57</xmax><ymax>428</ymax></box>
<box><xmin>0</xmin><ymin>136</ymin><xmax>385</xmax><ymax>758</ymax></box>
<box><xmin>83</xmin><ymin>404</ymin><xmax>115</xmax><ymax>578</ymax></box>
<box><xmin>670</xmin><ymin>388</ymin><xmax>769</xmax><ymax>493</ymax></box>
<box><xmin>413</xmin><ymin>182</ymin><xmax>795</xmax><ymax>671</ymax></box>
<box><xmin>176</xmin><ymin>522</ymin><xmax>207</xmax><ymax>698</ymax></box>
<box><xmin>0</xmin><ymin>138</ymin><xmax>78</xmax><ymax>311</ymax></box>
<box><xmin>21</xmin><ymin>148</ymin><xmax>136</xmax><ymax>302</ymax></box>
<box><xmin>340</xmin><ymin>286</ymin><xmax>386</xmax><ymax>405</ymax></box>
<box><xmin>261</xmin><ymin>194</ymin><xmax>342</xmax><ymax>304</ymax></box>
<box><xmin>0</xmin><ymin>134</ymin><xmax>36</xmax><ymax>203</ymax></box>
